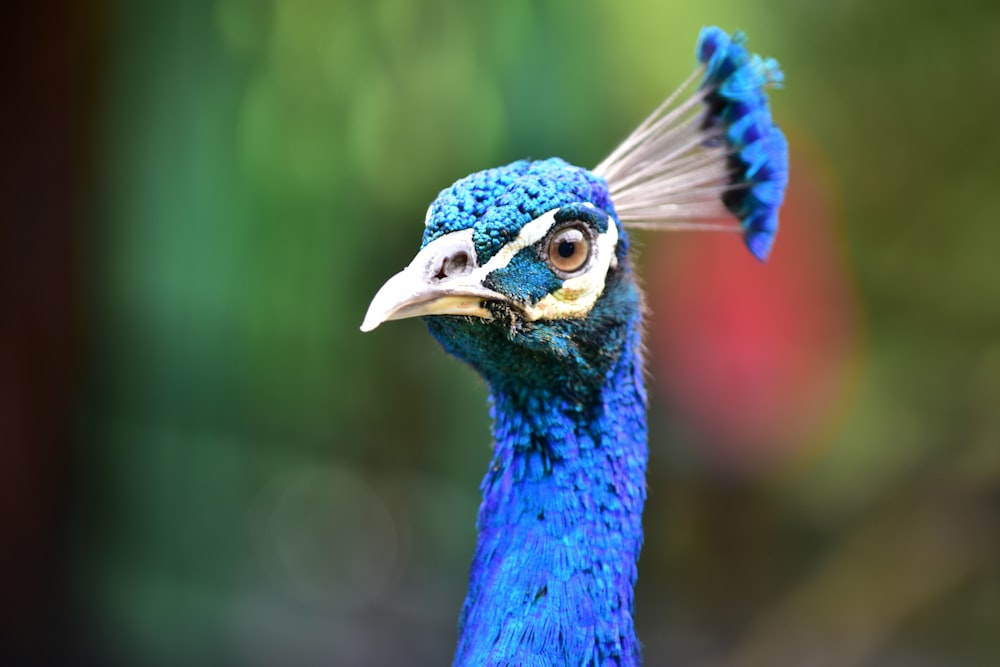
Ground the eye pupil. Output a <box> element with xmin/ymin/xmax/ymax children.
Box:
<box><xmin>546</xmin><ymin>225</ymin><xmax>591</xmax><ymax>274</ymax></box>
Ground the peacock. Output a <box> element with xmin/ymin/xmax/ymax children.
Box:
<box><xmin>361</xmin><ymin>27</ymin><xmax>787</xmax><ymax>666</ymax></box>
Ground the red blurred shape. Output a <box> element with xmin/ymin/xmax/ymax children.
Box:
<box><xmin>646</xmin><ymin>142</ymin><xmax>858</xmax><ymax>474</ymax></box>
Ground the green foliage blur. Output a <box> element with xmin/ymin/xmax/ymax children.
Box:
<box><xmin>69</xmin><ymin>0</ymin><xmax>1000</xmax><ymax>665</ymax></box>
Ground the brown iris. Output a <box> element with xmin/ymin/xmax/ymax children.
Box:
<box><xmin>546</xmin><ymin>224</ymin><xmax>591</xmax><ymax>275</ymax></box>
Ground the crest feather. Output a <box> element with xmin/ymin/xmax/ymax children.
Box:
<box><xmin>594</xmin><ymin>27</ymin><xmax>789</xmax><ymax>261</ymax></box>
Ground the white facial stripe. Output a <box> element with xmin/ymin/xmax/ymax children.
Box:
<box><xmin>423</xmin><ymin>204</ymin><xmax>434</xmax><ymax>228</ymax></box>
<box><xmin>467</xmin><ymin>203</ymin><xmax>610</xmax><ymax>281</ymax></box>
<box><xmin>521</xmin><ymin>218</ymin><xmax>618</xmax><ymax>321</ymax></box>
<box><xmin>466</xmin><ymin>210</ymin><xmax>559</xmax><ymax>282</ymax></box>
<box><xmin>417</xmin><ymin>204</ymin><xmax>619</xmax><ymax>323</ymax></box>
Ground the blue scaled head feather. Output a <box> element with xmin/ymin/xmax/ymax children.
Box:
<box><xmin>361</xmin><ymin>27</ymin><xmax>787</xmax><ymax>667</ymax></box>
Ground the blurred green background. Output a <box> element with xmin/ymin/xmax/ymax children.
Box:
<box><xmin>3</xmin><ymin>1</ymin><xmax>999</xmax><ymax>665</ymax></box>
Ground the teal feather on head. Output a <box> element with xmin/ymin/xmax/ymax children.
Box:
<box><xmin>697</xmin><ymin>27</ymin><xmax>788</xmax><ymax>260</ymax></box>
<box><xmin>361</xmin><ymin>26</ymin><xmax>788</xmax><ymax>666</ymax></box>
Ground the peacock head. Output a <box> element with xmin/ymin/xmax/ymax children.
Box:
<box><xmin>361</xmin><ymin>27</ymin><xmax>789</xmax><ymax>398</ymax></box>
<box><xmin>361</xmin><ymin>158</ymin><xmax>641</xmax><ymax>395</ymax></box>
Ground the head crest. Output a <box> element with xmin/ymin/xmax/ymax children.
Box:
<box><xmin>594</xmin><ymin>27</ymin><xmax>788</xmax><ymax>261</ymax></box>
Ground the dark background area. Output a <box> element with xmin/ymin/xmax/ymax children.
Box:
<box><xmin>2</xmin><ymin>1</ymin><xmax>998</xmax><ymax>665</ymax></box>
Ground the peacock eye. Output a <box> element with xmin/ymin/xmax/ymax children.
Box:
<box><xmin>545</xmin><ymin>224</ymin><xmax>592</xmax><ymax>277</ymax></box>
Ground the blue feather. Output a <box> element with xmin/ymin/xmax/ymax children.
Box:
<box><xmin>697</xmin><ymin>27</ymin><xmax>788</xmax><ymax>260</ymax></box>
<box><xmin>455</xmin><ymin>339</ymin><xmax>647</xmax><ymax>664</ymax></box>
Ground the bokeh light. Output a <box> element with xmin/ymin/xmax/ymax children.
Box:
<box><xmin>646</xmin><ymin>138</ymin><xmax>859</xmax><ymax>474</ymax></box>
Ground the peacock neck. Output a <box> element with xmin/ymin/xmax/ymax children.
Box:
<box><xmin>453</xmin><ymin>321</ymin><xmax>648</xmax><ymax>667</ymax></box>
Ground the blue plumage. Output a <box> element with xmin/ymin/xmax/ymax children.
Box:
<box><xmin>362</xmin><ymin>27</ymin><xmax>788</xmax><ymax>666</ymax></box>
<box><xmin>456</xmin><ymin>329</ymin><xmax>647</xmax><ymax>664</ymax></box>
<box><xmin>696</xmin><ymin>27</ymin><xmax>788</xmax><ymax>260</ymax></box>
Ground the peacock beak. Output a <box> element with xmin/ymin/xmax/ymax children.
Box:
<box><xmin>360</xmin><ymin>229</ymin><xmax>507</xmax><ymax>332</ymax></box>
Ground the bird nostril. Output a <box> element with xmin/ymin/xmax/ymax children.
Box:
<box><xmin>435</xmin><ymin>251</ymin><xmax>471</xmax><ymax>281</ymax></box>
